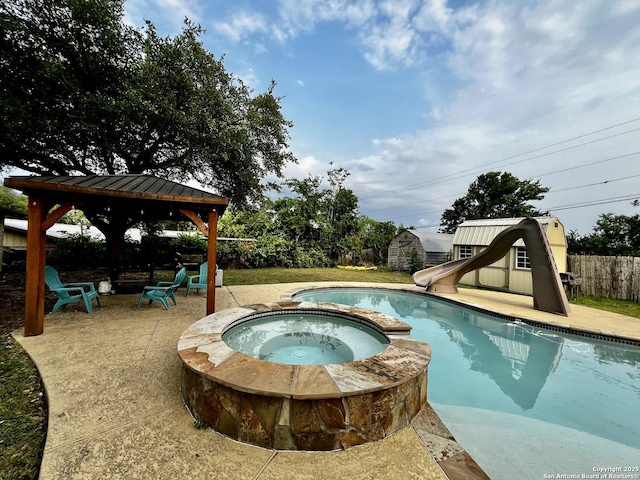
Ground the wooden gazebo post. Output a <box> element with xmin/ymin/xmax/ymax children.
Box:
<box><xmin>206</xmin><ymin>210</ymin><xmax>218</xmax><ymax>315</ymax></box>
<box><xmin>179</xmin><ymin>208</ymin><xmax>219</xmax><ymax>315</ymax></box>
<box><xmin>24</xmin><ymin>199</ymin><xmax>75</xmax><ymax>335</ymax></box>
<box><xmin>24</xmin><ymin>196</ymin><xmax>47</xmax><ymax>336</ymax></box>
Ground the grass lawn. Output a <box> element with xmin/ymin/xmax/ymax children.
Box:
<box><xmin>222</xmin><ymin>267</ymin><xmax>413</xmax><ymax>285</ymax></box>
<box><xmin>569</xmin><ymin>294</ymin><xmax>640</xmax><ymax>319</ymax></box>
<box><xmin>1</xmin><ymin>266</ymin><xmax>638</xmax><ymax>479</ymax></box>
<box><xmin>0</xmin><ymin>336</ymin><xmax>47</xmax><ymax>480</ymax></box>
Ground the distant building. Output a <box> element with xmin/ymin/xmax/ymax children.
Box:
<box><xmin>452</xmin><ymin>216</ymin><xmax>568</xmax><ymax>295</ymax></box>
<box><xmin>1</xmin><ymin>211</ymin><xmax>27</xmax><ymax>271</ymax></box>
<box><xmin>388</xmin><ymin>230</ymin><xmax>454</xmax><ymax>271</ymax></box>
<box><xmin>2</xmin><ymin>218</ymin><xmax>215</xmax><ymax>249</ymax></box>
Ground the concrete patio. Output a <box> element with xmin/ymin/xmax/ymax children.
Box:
<box><xmin>12</xmin><ymin>282</ymin><xmax>640</xmax><ymax>479</ymax></box>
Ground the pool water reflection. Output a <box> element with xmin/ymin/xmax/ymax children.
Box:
<box><xmin>292</xmin><ymin>288</ymin><xmax>640</xmax><ymax>478</ymax></box>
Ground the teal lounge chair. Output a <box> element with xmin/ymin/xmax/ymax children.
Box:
<box><xmin>44</xmin><ymin>265</ymin><xmax>101</xmax><ymax>313</ymax></box>
<box><xmin>185</xmin><ymin>262</ymin><xmax>217</xmax><ymax>297</ymax></box>
<box><xmin>136</xmin><ymin>267</ymin><xmax>186</xmax><ymax>310</ymax></box>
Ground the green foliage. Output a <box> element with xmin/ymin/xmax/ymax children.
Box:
<box><xmin>439</xmin><ymin>172</ymin><xmax>549</xmax><ymax>233</ymax></box>
<box><xmin>406</xmin><ymin>247</ymin><xmax>422</xmax><ymax>273</ymax></box>
<box><xmin>359</xmin><ymin>217</ymin><xmax>397</xmax><ymax>265</ymax></box>
<box><xmin>216</xmin><ymin>168</ymin><xmax>365</xmax><ymax>268</ymax></box>
<box><xmin>0</xmin><ymin>0</ymin><xmax>294</xmax><ymax>207</ymax></box>
<box><xmin>1</xmin><ymin>0</ymin><xmax>135</xmax><ymax>175</ymax></box>
<box><xmin>170</xmin><ymin>233</ymin><xmax>208</xmax><ymax>254</ymax></box>
<box><xmin>56</xmin><ymin>208</ymin><xmax>87</xmax><ymax>225</ymax></box>
<box><xmin>0</xmin><ymin>186</ymin><xmax>27</xmax><ymax>214</ymax></box>
<box><xmin>567</xmin><ymin>213</ymin><xmax>640</xmax><ymax>256</ymax></box>
<box><xmin>215</xmin><ymin>233</ymin><xmax>332</xmax><ymax>269</ymax></box>
<box><xmin>47</xmin><ymin>234</ymin><xmax>106</xmax><ymax>269</ymax></box>
<box><xmin>247</xmin><ymin>234</ymin><xmax>295</xmax><ymax>268</ymax></box>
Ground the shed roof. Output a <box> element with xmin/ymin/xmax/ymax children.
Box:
<box><xmin>407</xmin><ymin>230</ymin><xmax>454</xmax><ymax>253</ymax></box>
<box><xmin>453</xmin><ymin>216</ymin><xmax>560</xmax><ymax>247</ymax></box>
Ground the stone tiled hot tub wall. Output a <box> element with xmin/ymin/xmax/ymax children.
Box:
<box><xmin>178</xmin><ymin>302</ymin><xmax>432</xmax><ymax>451</ymax></box>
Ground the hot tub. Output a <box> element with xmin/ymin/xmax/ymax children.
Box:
<box><xmin>178</xmin><ymin>302</ymin><xmax>431</xmax><ymax>451</ymax></box>
<box><xmin>222</xmin><ymin>310</ymin><xmax>390</xmax><ymax>365</ymax></box>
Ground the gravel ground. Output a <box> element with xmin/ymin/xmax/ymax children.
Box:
<box><xmin>0</xmin><ymin>270</ymin><xmax>140</xmax><ymax>336</ymax></box>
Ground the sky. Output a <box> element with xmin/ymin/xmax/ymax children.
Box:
<box><xmin>122</xmin><ymin>0</ymin><xmax>640</xmax><ymax>234</ymax></box>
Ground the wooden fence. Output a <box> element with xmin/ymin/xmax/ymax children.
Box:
<box><xmin>567</xmin><ymin>255</ymin><xmax>640</xmax><ymax>302</ymax></box>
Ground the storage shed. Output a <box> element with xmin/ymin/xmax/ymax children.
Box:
<box><xmin>453</xmin><ymin>216</ymin><xmax>567</xmax><ymax>295</ymax></box>
<box><xmin>388</xmin><ymin>230</ymin><xmax>454</xmax><ymax>271</ymax></box>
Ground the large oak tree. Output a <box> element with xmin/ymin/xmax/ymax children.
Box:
<box><xmin>1</xmin><ymin>0</ymin><xmax>294</xmax><ymax>207</ymax></box>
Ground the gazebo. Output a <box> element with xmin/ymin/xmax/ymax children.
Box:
<box><xmin>3</xmin><ymin>175</ymin><xmax>229</xmax><ymax>336</ymax></box>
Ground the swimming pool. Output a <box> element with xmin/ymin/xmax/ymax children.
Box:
<box><xmin>292</xmin><ymin>288</ymin><xmax>640</xmax><ymax>480</ymax></box>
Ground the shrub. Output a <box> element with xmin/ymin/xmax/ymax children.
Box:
<box><xmin>47</xmin><ymin>234</ymin><xmax>106</xmax><ymax>269</ymax></box>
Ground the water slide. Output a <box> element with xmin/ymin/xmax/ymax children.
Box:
<box><xmin>412</xmin><ymin>218</ymin><xmax>570</xmax><ymax>316</ymax></box>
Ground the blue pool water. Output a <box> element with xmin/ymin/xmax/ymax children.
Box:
<box><xmin>222</xmin><ymin>312</ymin><xmax>388</xmax><ymax>365</ymax></box>
<box><xmin>293</xmin><ymin>288</ymin><xmax>640</xmax><ymax>479</ymax></box>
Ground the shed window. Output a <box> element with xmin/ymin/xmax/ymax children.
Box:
<box><xmin>516</xmin><ymin>247</ymin><xmax>531</xmax><ymax>269</ymax></box>
<box><xmin>459</xmin><ymin>245</ymin><xmax>473</xmax><ymax>259</ymax></box>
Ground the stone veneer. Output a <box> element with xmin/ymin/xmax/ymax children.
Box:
<box><xmin>178</xmin><ymin>301</ymin><xmax>431</xmax><ymax>451</ymax></box>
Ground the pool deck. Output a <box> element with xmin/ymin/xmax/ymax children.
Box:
<box><xmin>12</xmin><ymin>282</ymin><xmax>640</xmax><ymax>479</ymax></box>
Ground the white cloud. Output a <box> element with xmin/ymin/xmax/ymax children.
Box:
<box><xmin>296</xmin><ymin>79</ymin><xmax>305</xmax><ymax>86</ymax></box>
<box><xmin>213</xmin><ymin>10</ymin><xmax>267</xmax><ymax>42</ymax></box>
<box><xmin>124</xmin><ymin>0</ymin><xmax>201</xmax><ymax>32</ymax></box>
<box><xmin>280</xmin><ymin>155</ymin><xmax>323</xmax><ymax>180</ymax></box>
<box><xmin>236</xmin><ymin>68</ymin><xmax>260</xmax><ymax>89</ymax></box>
<box><xmin>275</xmin><ymin>0</ymin><xmax>377</xmax><ymax>35</ymax></box>
<box><xmin>361</xmin><ymin>17</ymin><xmax>419</xmax><ymax>69</ymax></box>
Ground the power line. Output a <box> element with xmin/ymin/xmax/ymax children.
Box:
<box><xmin>386</xmin><ymin>127</ymin><xmax>640</xmax><ymax>197</ymax></box>
<box><xmin>545</xmin><ymin>174</ymin><xmax>640</xmax><ymax>195</ymax></box>
<box><xmin>364</xmin><ymin>152</ymin><xmax>639</xmax><ymax>216</ymax></box>
<box><xmin>403</xmin><ymin>194</ymin><xmax>640</xmax><ymax>230</ymax></box>
<box><xmin>358</xmin><ymin>117</ymin><xmax>640</xmax><ymax>200</ymax></box>
<box><xmin>364</xmin><ymin>192</ymin><xmax>464</xmax><ymax>214</ymax></box>
<box><xmin>547</xmin><ymin>194</ymin><xmax>639</xmax><ymax>212</ymax></box>
<box><xmin>532</xmin><ymin>151</ymin><xmax>640</xmax><ymax>180</ymax></box>
<box><xmin>370</xmin><ymin>183</ymin><xmax>639</xmax><ymax>227</ymax></box>
<box><xmin>359</xmin><ymin>117</ymin><xmax>640</xmax><ymax>226</ymax></box>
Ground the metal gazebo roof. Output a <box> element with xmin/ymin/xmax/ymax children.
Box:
<box><xmin>4</xmin><ymin>174</ymin><xmax>229</xmax><ymax>219</ymax></box>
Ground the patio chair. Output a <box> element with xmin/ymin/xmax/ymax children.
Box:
<box><xmin>44</xmin><ymin>265</ymin><xmax>101</xmax><ymax>314</ymax></box>
<box><xmin>136</xmin><ymin>267</ymin><xmax>187</xmax><ymax>310</ymax></box>
<box><xmin>185</xmin><ymin>262</ymin><xmax>217</xmax><ymax>297</ymax></box>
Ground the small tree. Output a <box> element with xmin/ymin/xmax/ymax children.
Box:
<box><xmin>359</xmin><ymin>217</ymin><xmax>397</xmax><ymax>265</ymax></box>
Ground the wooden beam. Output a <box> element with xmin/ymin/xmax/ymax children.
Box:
<box><xmin>178</xmin><ymin>209</ymin><xmax>209</xmax><ymax>236</ymax></box>
<box><xmin>206</xmin><ymin>210</ymin><xmax>218</xmax><ymax>315</ymax></box>
<box><xmin>25</xmin><ymin>196</ymin><xmax>47</xmax><ymax>336</ymax></box>
<box><xmin>42</xmin><ymin>202</ymin><xmax>76</xmax><ymax>230</ymax></box>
